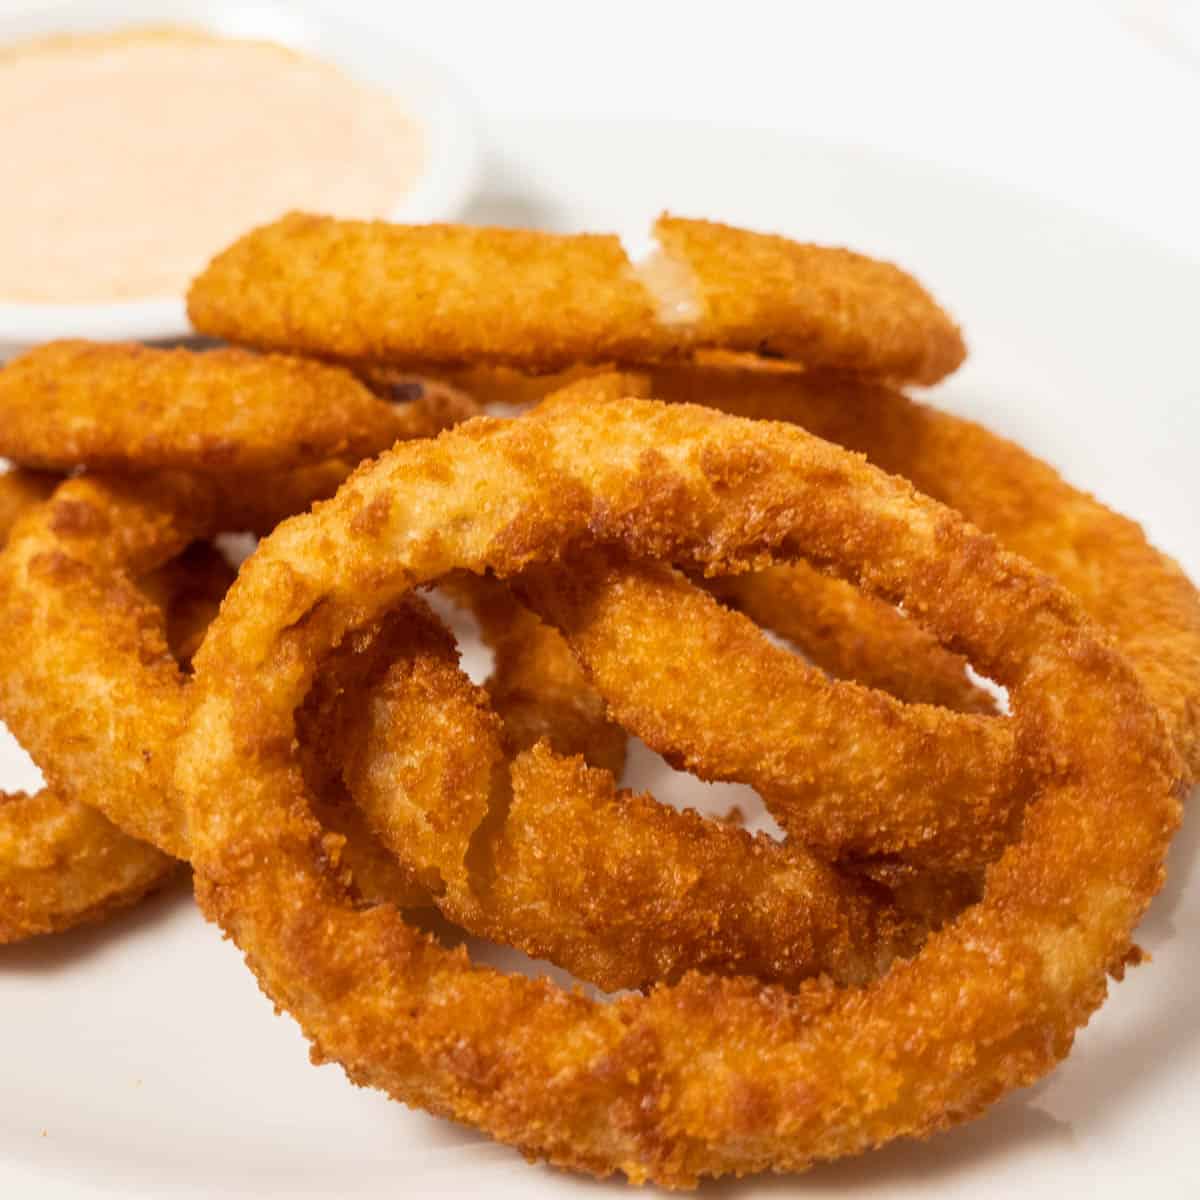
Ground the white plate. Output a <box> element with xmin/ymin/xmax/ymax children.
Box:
<box><xmin>0</xmin><ymin>0</ymin><xmax>482</xmax><ymax>353</ymax></box>
<box><xmin>2</xmin><ymin>119</ymin><xmax>1199</xmax><ymax>1198</ymax></box>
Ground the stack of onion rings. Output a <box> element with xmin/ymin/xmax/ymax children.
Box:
<box><xmin>176</xmin><ymin>394</ymin><xmax>1181</xmax><ymax>1186</ymax></box>
<box><xmin>0</xmin><ymin>209</ymin><xmax>1193</xmax><ymax>1190</ymax></box>
<box><xmin>0</xmin><ymin>364</ymin><xmax>480</xmax><ymax>937</ymax></box>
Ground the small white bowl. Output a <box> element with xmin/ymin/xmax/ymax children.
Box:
<box><xmin>0</xmin><ymin>0</ymin><xmax>483</xmax><ymax>357</ymax></box>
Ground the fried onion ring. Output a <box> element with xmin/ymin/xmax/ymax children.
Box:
<box><xmin>301</xmin><ymin>597</ymin><xmax>915</xmax><ymax>991</ymax></box>
<box><xmin>0</xmin><ymin>469</ymin><xmax>434</xmax><ymax>920</ymax></box>
<box><xmin>0</xmin><ymin>379</ymin><xmax>473</xmax><ymax>940</ymax></box>
<box><xmin>178</xmin><ymin>395</ymin><xmax>1180</xmax><ymax>1186</ymax></box>
<box><xmin>0</xmin><ymin>516</ymin><xmax>235</xmax><ymax>942</ymax></box>
<box><xmin>443</xmin><ymin>571</ymin><xmax>627</xmax><ymax>776</ymax></box>
<box><xmin>514</xmin><ymin>367</ymin><xmax>1197</xmax><ymax>870</ymax></box>
<box><xmin>518</xmin><ymin>551</ymin><xmax>1019</xmax><ymax>869</ymax></box>
<box><xmin>187</xmin><ymin>213</ymin><xmax>964</xmax><ymax>384</ymax></box>
<box><xmin>643</xmin><ymin>364</ymin><xmax>1200</xmax><ymax>781</ymax></box>
<box><xmin>416</xmin><ymin>360</ymin><xmax>1200</xmax><ymax>766</ymax></box>
<box><xmin>0</xmin><ymin>341</ymin><xmax>464</xmax><ymax>473</ymax></box>
<box><xmin>706</xmin><ymin>559</ymin><xmax>996</xmax><ymax>713</ymax></box>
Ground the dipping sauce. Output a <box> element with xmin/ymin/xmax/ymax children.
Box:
<box><xmin>0</xmin><ymin>28</ymin><xmax>424</xmax><ymax>303</ymax></box>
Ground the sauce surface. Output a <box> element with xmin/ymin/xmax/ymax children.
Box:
<box><xmin>0</xmin><ymin>28</ymin><xmax>423</xmax><ymax>303</ymax></box>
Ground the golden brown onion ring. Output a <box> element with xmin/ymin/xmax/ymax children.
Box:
<box><xmin>178</xmin><ymin>394</ymin><xmax>1181</xmax><ymax>1186</ymax></box>
<box><xmin>519</xmin><ymin>552</ymin><xmax>1019</xmax><ymax>870</ymax></box>
<box><xmin>187</xmin><ymin>213</ymin><xmax>964</xmax><ymax>384</ymax></box>
<box><xmin>644</xmin><ymin>364</ymin><xmax>1200</xmax><ymax>781</ymax></box>
<box><xmin>302</xmin><ymin>597</ymin><xmax>916</xmax><ymax>991</ymax></box>
<box><xmin>442</xmin><ymin>571</ymin><xmax>627</xmax><ymax>777</ymax></box>
<box><xmin>0</xmin><ymin>469</ymin><xmax>439</xmax><ymax>915</ymax></box>
<box><xmin>415</xmin><ymin>360</ymin><xmax>1200</xmax><ymax>767</ymax></box>
<box><xmin>0</xmin><ymin>373</ymin><xmax>473</xmax><ymax>941</ymax></box>
<box><xmin>0</xmin><ymin>341</ymin><xmax>469</xmax><ymax>474</ymax></box>
<box><xmin>0</xmin><ymin>367</ymin><xmax>477</xmax><ymax>943</ymax></box>
<box><xmin>0</xmin><ymin>525</ymin><xmax>236</xmax><ymax>943</ymax></box>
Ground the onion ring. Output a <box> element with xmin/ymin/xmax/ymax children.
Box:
<box><xmin>187</xmin><ymin>213</ymin><xmax>964</xmax><ymax>384</ymax></box>
<box><xmin>177</xmin><ymin>394</ymin><xmax>1181</xmax><ymax>1186</ymax></box>
<box><xmin>301</xmin><ymin>597</ymin><xmax>916</xmax><ymax>990</ymax></box>
<box><xmin>417</xmin><ymin>360</ymin><xmax>1200</xmax><ymax>766</ymax></box>
<box><xmin>0</xmin><ymin>470</ymin><xmax>432</xmax><ymax>919</ymax></box>
<box><xmin>513</xmin><ymin>366</ymin><xmax>1197</xmax><ymax>870</ymax></box>
<box><xmin>443</xmin><ymin>571</ymin><xmax>627</xmax><ymax>777</ymax></box>
<box><xmin>518</xmin><ymin>550</ymin><xmax>1019</xmax><ymax>869</ymax></box>
<box><xmin>643</xmin><ymin>364</ymin><xmax>1200</xmax><ymax>780</ymax></box>
<box><xmin>706</xmin><ymin>559</ymin><xmax>996</xmax><ymax>713</ymax></box>
<box><xmin>0</xmin><ymin>513</ymin><xmax>234</xmax><ymax>942</ymax></box>
<box><xmin>0</xmin><ymin>378</ymin><xmax>471</xmax><ymax>940</ymax></box>
<box><xmin>0</xmin><ymin>341</ymin><xmax>472</xmax><ymax>474</ymax></box>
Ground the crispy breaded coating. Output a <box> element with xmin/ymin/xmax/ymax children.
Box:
<box><xmin>417</xmin><ymin>362</ymin><xmax>999</xmax><ymax>714</ymax></box>
<box><xmin>0</xmin><ymin>341</ymin><xmax>449</xmax><ymax>473</ymax></box>
<box><xmin>296</xmin><ymin>705</ymin><xmax>431</xmax><ymax>914</ymax></box>
<box><xmin>654</xmin><ymin>215</ymin><xmax>965</xmax><ymax>384</ymax></box>
<box><xmin>0</xmin><ymin>475</ymin><xmax>246</xmax><ymax>856</ymax></box>
<box><xmin>0</xmin><ymin>474</ymin><xmax>176</xmax><ymax>943</ymax></box>
<box><xmin>0</xmin><ymin>469</ymin><xmax>58</xmax><ymax>540</ymax></box>
<box><xmin>417</xmin><ymin>359</ymin><xmax>1200</xmax><ymax>759</ymax></box>
<box><xmin>445</xmin><ymin>571</ymin><xmax>627</xmax><ymax>777</ymax></box>
<box><xmin>303</xmin><ymin>599</ymin><xmax>917</xmax><ymax>991</ymax></box>
<box><xmin>646</xmin><ymin>364</ymin><xmax>1200</xmax><ymax>779</ymax></box>
<box><xmin>139</xmin><ymin>541</ymin><xmax>237</xmax><ymax>668</ymax></box>
<box><xmin>0</xmin><ymin>470</ymin><xmax>436</xmax><ymax>939</ymax></box>
<box><xmin>179</xmin><ymin>396</ymin><xmax>1180</xmax><ymax>1186</ymax></box>
<box><xmin>520</xmin><ymin>553</ymin><xmax>1018</xmax><ymax>869</ymax></box>
<box><xmin>706</xmin><ymin>561</ymin><xmax>995</xmax><ymax>712</ymax></box>
<box><xmin>0</xmin><ymin>345</ymin><xmax>481</xmax><ymax>943</ymax></box>
<box><xmin>0</xmin><ymin>789</ymin><xmax>173</xmax><ymax>943</ymax></box>
<box><xmin>422</xmin><ymin>365</ymin><xmax>996</xmax><ymax>714</ymax></box>
<box><xmin>186</xmin><ymin>212</ymin><xmax>964</xmax><ymax>382</ymax></box>
<box><xmin>189</xmin><ymin>215</ymin><xmax>663</xmax><ymax>370</ymax></box>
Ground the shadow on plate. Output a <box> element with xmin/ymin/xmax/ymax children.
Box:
<box><xmin>1137</xmin><ymin>780</ymin><xmax>1200</xmax><ymax>942</ymax></box>
<box><xmin>459</xmin><ymin>153</ymin><xmax>567</xmax><ymax>230</ymax></box>
<box><xmin>701</xmin><ymin>1089</ymin><xmax>1069</xmax><ymax>1196</ymax></box>
<box><xmin>0</xmin><ymin>869</ymin><xmax>194</xmax><ymax>973</ymax></box>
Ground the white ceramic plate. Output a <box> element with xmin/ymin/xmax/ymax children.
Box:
<box><xmin>0</xmin><ymin>0</ymin><xmax>481</xmax><ymax>353</ymax></box>
<box><xmin>2</xmin><ymin>119</ymin><xmax>1198</xmax><ymax>1198</ymax></box>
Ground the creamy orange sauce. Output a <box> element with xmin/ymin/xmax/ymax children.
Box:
<box><xmin>0</xmin><ymin>28</ymin><xmax>423</xmax><ymax>303</ymax></box>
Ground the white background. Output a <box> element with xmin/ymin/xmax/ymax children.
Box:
<box><xmin>383</xmin><ymin>0</ymin><xmax>1200</xmax><ymax>262</ymax></box>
